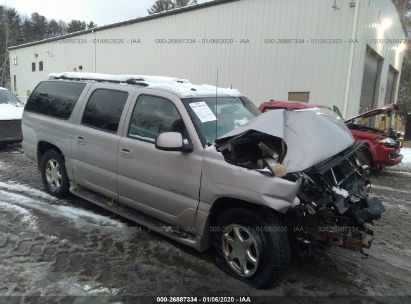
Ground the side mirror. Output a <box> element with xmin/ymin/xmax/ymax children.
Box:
<box><xmin>155</xmin><ymin>132</ymin><xmax>193</xmax><ymax>153</ymax></box>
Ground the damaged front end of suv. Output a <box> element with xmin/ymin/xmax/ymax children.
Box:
<box><xmin>215</xmin><ymin>108</ymin><xmax>385</xmax><ymax>254</ymax></box>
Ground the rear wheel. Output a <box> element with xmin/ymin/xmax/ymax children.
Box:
<box><xmin>212</xmin><ymin>207</ymin><xmax>290</xmax><ymax>289</ymax></box>
<box><xmin>41</xmin><ymin>150</ymin><xmax>70</xmax><ymax>198</ymax></box>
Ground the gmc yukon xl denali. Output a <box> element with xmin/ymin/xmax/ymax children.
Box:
<box><xmin>22</xmin><ymin>73</ymin><xmax>385</xmax><ymax>289</ymax></box>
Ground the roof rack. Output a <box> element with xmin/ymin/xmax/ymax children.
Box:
<box><xmin>48</xmin><ymin>72</ymin><xmax>242</xmax><ymax>98</ymax></box>
<box><xmin>49</xmin><ymin>74</ymin><xmax>152</xmax><ymax>87</ymax></box>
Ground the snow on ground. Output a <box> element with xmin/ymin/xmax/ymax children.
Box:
<box><xmin>402</xmin><ymin>148</ymin><xmax>411</xmax><ymax>165</ymax></box>
<box><xmin>0</xmin><ymin>200</ymin><xmax>38</xmax><ymax>230</ymax></box>
<box><xmin>0</xmin><ymin>161</ymin><xmax>7</xmax><ymax>170</ymax></box>
<box><xmin>0</xmin><ymin>181</ymin><xmax>57</xmax><ymax>201</ymax></box>
<box><xmin>0</xmin><ymin>185</ymin><xmax>123</xmax><ymax>229</ymax></box>
<box><xmin>371</xmin><ymin>184</ymin><xmax>411</xmax><ymax>195</ymax></box>
<box><xmin>70</xmin><ymin>283</ymin><xmax>121</xmax><ymax>296</ymax></box>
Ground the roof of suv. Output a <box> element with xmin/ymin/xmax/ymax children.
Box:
<box><xmin>49</xmin><ymin>72</ymin><xmax>242</xmax><ymax>99</ymax></box>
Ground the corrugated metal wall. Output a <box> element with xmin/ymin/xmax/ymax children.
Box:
<box><xmin>9</xmin><ymin>0</ymin><xmax>406</xmax><ymax>116</ymax></box>
<box><xmin>347</xmin><ymin>0</ymin><xmax>406</xmax><ymax>118</ymax></box>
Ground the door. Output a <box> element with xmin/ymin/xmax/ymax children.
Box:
<box><xmin>385</xmin><ymin>66</ymin><xmax>398</xmax><ymax>105</ymax></box>
<box><xmin>360</xmin><ymin>48</ymin><xmax>382</xmax><ymax>114</ymax></box>
<box><xmin>116</xmin><ymin>93</ymin><xmax>203</xmax><ymax>228</ymax></box>
<box><xmin>71</xmin><ymin>86</ymin><xmax>131</xmax><ymax>198</ymax></box>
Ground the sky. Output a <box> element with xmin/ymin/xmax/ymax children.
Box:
<box><xmin>0</xmin><ymin>0</ymin><xmax>208</xmax><ymax>26</ymax></box>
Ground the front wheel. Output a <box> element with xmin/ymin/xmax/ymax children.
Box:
<box><xmin>41</xmin><ymin>150</ymin><xmax>70</xmax><ymax>198</ymax></box>
<box><xmin>212</xmin><ymin>207</ymin><xmax>290</xmax><ymax>289</ymax></box>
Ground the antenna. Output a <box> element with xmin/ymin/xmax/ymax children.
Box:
<box><xmin>215</xmin><ymin>68</ymin><xmax>219</xmax><ymax>143</ymax></box>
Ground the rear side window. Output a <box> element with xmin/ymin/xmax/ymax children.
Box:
<box><xmin>25</xmin><ymin>81</ymin><xmax>86</xmax><ymax>119</ymax></box>
<box><xmin>82</xmin><ymin>89</ymin><xmax>128</xmax><ymax>133</ymax></box>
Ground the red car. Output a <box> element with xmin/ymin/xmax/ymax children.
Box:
<box><xmin>259</xmin><ymin>101</ymin><xmax>403</xmax><ymax>171</ymax></box>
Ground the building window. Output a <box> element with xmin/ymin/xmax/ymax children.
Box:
<box><xmin>39</xmin><ymin>61</ymin><xmax>43</xmax><ymax>71</ymax></box>
<box><xmin>288</xmin><ymin>92</ymin><xmax>310</xmax><ymax>102</ymax></box>
<box><xmin>13</xmin><ymin>75</ymin><xmax>17</xmax><ymax>91</ymax></box>
<box><xmin>12</xmin><ymin>55</ymin><xmax>17</xmax><ymax>65</ymax></box>
<box><xmin>32</xmin><ymin>62</ymin><xmax>36</xmax><ymax>72</ymax></box>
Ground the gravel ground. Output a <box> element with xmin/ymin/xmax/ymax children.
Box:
<box><xmin>0</xmin><ymin>143</ymin><xmax>410</xmax><ymax>303</ymax></box>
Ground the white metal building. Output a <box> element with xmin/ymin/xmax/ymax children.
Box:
<box><xmin>8</xmin><ymin>0</ymin><xmax>407</xmax><ymax>117</ymax></box>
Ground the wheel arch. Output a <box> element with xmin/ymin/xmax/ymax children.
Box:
<box><xmin>208</xmin><ymin>197</ymin><xmax>284</xmax><ymax>228</ymax></box>
<box><xmin>37</xmin><ymin>141</ymin><xmax>64</xmax><ymax>167</ymax></box>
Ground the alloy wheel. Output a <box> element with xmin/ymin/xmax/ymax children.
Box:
<box><xmin>222</xmin><ymin>224</ymin><xmax>260</xmax><ymax>277</ymax></box>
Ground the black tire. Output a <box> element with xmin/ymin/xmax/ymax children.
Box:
<box><xmin>358</xmin><ymin>148</ymin><xmax>384</xmax><ymax>174</ymax></box>
<box><xmin>212</xmin><ymin>207</ymin><xmax>290</xmax><ymax>289</ymax></box>
<box><xmin>40</xmin><ymin>149</ymin><xmax>70</xmax><ymax>198</ymax></box>
<box><xmin>357</xmin><ymin>148</ymin><xmax>373</xmax><ymax>168</ymax></box>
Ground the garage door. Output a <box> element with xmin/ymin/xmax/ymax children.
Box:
<box><xmin>359</xmin><ymin>48</ymin><xmax>382</xmax><ymax>113</ymax></box>
<box><xmin>385</xmin><ymin>66</ymin><xmax>398</xmax><ymax>105</ymax></box>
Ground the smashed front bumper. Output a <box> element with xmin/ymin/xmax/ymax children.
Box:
<box><xmin>284</xmin><ymin>142</ymin><xmax>385</xmax><ymax>252</ymax></box>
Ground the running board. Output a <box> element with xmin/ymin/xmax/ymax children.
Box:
<box><xmin>70</xmin><ymin>186</ymin><xmax>202</xmax><ymax>250</ymax></box>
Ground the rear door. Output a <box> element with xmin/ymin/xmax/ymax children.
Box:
<box><xmin>71</xmin><ymin>84</ymin><xmax>133</xmax><ymax>199</ymax></box>
<box><xmin>116</xmin><ymin>90</ymin><xmax>203</xmax><ymax>228</ymax></box>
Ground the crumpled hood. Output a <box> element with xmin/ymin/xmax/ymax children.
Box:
<box><xmin>216</xmin><ymin>109</ymin><xmax>354</xmax><ymax>173</ymax></box>
<box><xmin>0</xmin><ymin>104</ymin><xmax>24</xmax><ymax>120</ymax></box>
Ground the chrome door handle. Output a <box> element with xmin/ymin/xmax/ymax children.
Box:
<box><xmin>119</xmin><ymin>147</ymin><xmax>133</xmax><ymax>158</ymax></box>
<box><xmin>76</xmin><ymin>136</ymin><xmax>86</xmax><ymax>145</ymax></box>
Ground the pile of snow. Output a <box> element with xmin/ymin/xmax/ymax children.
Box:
<box><xmin>0</xmin><ymin>103</ymin><xmax>24</xmax><ymax>120</ymax></box>
<box><xmin>402</xmin><ymin>148</ymin><xmax>411</xmax><ymax>165</ymax></box>
<box><xmin>49</xmin><ymin>72</ymin><xmax>241</xmax><ymax>98</ymax></box>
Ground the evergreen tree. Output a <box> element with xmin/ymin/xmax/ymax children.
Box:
<box><xmin>87</xmin><ymin>21</ymin><xmax>97</xmax><ymax>29</ymax></box>
<box><xmin>67</xmin><ymin>20</ymin><xmax>87</xmax><ymax>33</ymax></box>
<box><xmin>148</xmin><ymin>0</ymin><xmax>197</xmax><ymax>14</ymax></box>
<box><xmin>0</xmin><ymin>6</ymin><xmax>95</xmax><ymax>87</ymax></box>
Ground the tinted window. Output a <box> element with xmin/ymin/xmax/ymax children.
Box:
<box><xmin>25</xmin><ymin>81</ymin><xmax>86</xmax><ymax>119</ymax></box>
<box><xmin>82</xmin><ymin>89</ymin><xmax>128</xmax><ymax>133</ymax></box>
<box><xmin>128</xmin><ymin>95</ymin><xmax>186</xmax><ymax>142</ymax></box>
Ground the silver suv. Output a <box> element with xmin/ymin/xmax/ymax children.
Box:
<box><xmin>22</xmin><ymin>72</ymin><xmax>384</xmax><ymax>289</ymax></box>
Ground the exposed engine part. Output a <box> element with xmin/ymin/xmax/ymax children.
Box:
<box><xmin>216</xmin><ymin>131</ymin><xmax>287</xmax><ymax>176</ymax></box>
<box><xmin>283</xmin><ymin>142</ymin><xmax>385</xmax><ymax>253</ymax></box>
<box><xmin>216</xmin><ymin>127</ymin><xmax>384</xmax><ymax>253</ymax></box>
<box><xmin>258</xmin><ymin>142</ymin><xmax>280</xmax><ymax>161</ymax></box>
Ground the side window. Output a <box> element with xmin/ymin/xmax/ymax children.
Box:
<box><xmin>25</xmin><ymin>81</ymin><xmax>86</xmax><ymax>119</ymax></box>
<box><xmin>128</xmin><ymin>95</ymin><xmax>186</xmax><ymax>142</ymax></box>
<box><xmin>82</xmin><ymin>89</ymin><xmax>128</xmax><ymax>133</ymax></box>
